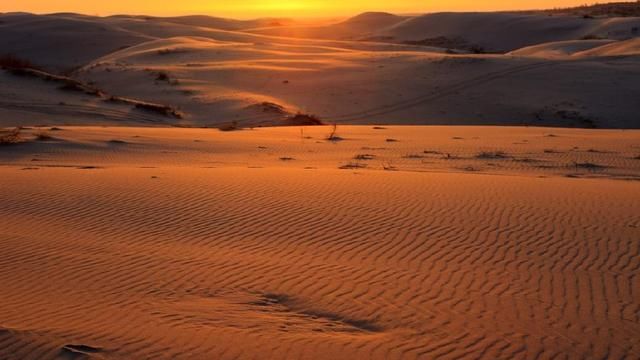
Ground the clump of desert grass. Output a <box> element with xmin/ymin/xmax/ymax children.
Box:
<box><xmin>572</xmin><ymin>161</ymin><xmax>607</xmax><ymax>171</ymax></box>
<box><xmin>475</xmin><ymin>151</ymin><xmax>510</xmax><ymax>159</ymax></box>
<box><xmin>353</xmin><ymin>154</ymin><xmax>376</xmax><ymax>160</ymax></box>
<box><xmin>402</xmin><ymin>154</ymin><xmax>425</xmax><ymax>159</ymax></box>
<box><xmin>106</xmin><ymin>96</ymin><xmax>182</xmax><ymax>119</ymax></box>
<box><xmin>339</xmin><ymin>162</ymin><xmax>367</xmax><ymax>170</ymax></box>
<box><xmin>287</xmin><ymin>112</ymin><xmax>323</xmax><ymax>126</ymax></box>
<box><xmin>326</xmin><ymin>124</ymin><xmax>344</xmax><ymax>142</ymax></box>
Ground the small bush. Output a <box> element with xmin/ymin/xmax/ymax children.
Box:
<box><xmin>35</xmin><ymin>131</ymin><xmax>53</xmax><ymax>141</ymax></box>
<box><xmin>0</xmin><ymin>127</ymin><xmax>22</xmax><ymax>145</ymax></box>
<box><xmin>219</xmin><ymin>121</ymin><xmax>239</xmax><ymax>131</ymax></box>
<box><xmin>156</xmin><ymin>72</ymin><xmax>170</xmax><ymax>81</ymax></box>
<box><xmin>134</xmin><ymin>102</ymin><xmax>182</xmax><ymax>118</ymax></box>
<box><xmin>287</xmin><ymin>112</ymin><xmax>323</xmax><ymax>126</ymax></box>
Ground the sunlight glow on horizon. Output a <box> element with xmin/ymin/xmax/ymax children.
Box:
<box><xmin>1</xmin><ymin>1</ymin><xmax>631</xmax><ymax>18</ymax></box>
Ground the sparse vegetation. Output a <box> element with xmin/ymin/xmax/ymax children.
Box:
<box><xmin>58</xmin><ymin>81</ymin><xmax>103</xmax><ymax>96</ymax></box>
<box><xmin>573</xmin><ymin>161</ymin><xmax>606</xmax><ymax>171</ymax></box>
<box><xmin>154</xmin><ymin>71</ymin><xmax>179</xmax><ymax>85</ymax></box>
<box><xmin>258</xmin><ymin>102</ymin><xmax>287</xmax><ymax>114</ymax></box>
<box><xmin>219</xmin><ymin>120</ymin><xmax>239</xmax><ymax>131</ymax></box>
<box><xmin>354</xmin><ymin>154</ymin><xmax>376</xmax><ymax>160</ymax></box>
<box><xmin>287</xmin><ymin>113</ymin><xmax>323</xmax><ymax>126</ymax></box>
<box><xmin>108</xmin><ymin>140</ymin><xmax>128</xmax><ymax>145</ymax></box>
<box><xmin>0</xmin><ymin>54</ymin><xmax>41</xmax><ymax>70</ymax></box>
<box><xmin>5</xmin><ymin>66</ymin><xmax>104</xmax><ymax>96</ymax></box>
<box><xmin>279</xmin><ymin>157</ymin><xmax>295</xmax><ymax>161</ymax></box>
<box><xmin>402</xmin><ymin>154</ymin><xmax>425</xmax><ymax>159</ymax></box>
<box><xmin>534</xmin><ymin>2</ymin><xmax>640</xmax><ymax>17</ymax></box>
<box><xmin>0</xmin><ymin>127</ymin><xmax>22</xmax><ymax>145</ymax></box>
<box><xmin>134</xmin><ymin>102</ymin><xmax>182</xmax><ymax>118</ymax></box>
<box><xmin>156</xmin><ymin>72</ymin><xmax>170</xmax><ymax>81</ymax></box>
<box><xmin>108</xmin><ymin>96</ymin><xmax>183</xmax><ymax>119</ymax></box>
<box><xmin>35</xmin><ymin>131</ymin><xmax>53</xmax><ymax>141</ymax></box>
<box><xmin>385</xmin><ymin>138</ymin><xmax>399</xmax><ymax>142</ymax></box>
<box><xmin>581</xmin><ymin>34</ymin><xmax>605</xmax><ymax>40</ymax></box>
<box><xmin>326</xmin><ymin>124</ymin><xmax>343</xmax><ymax>141</ymax></box>
<box><xmin>403</xmin><ymin>37</ymin><xmax>490</xmax><ymax>54</ymax></box>
<box><xmin>157</xmin><ymin>48</ymin><xmax>189</xmax><ymax>56</ymax></box>
<box><xmin>339</xmin><ymin>162</ymin><xmax>367</xmax><ymax>170</ymax></box>
<box><xmin>475</xmin><ymin>151</ymin><xmax>510</xmax><ymax>159</ymax></box>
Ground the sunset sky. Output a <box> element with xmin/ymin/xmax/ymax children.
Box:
<box><xmin>1</xmin><ymin>0</ymin><xmax>622</xmax><ymax>18</ymax></box>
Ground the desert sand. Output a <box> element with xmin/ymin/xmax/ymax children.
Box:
<box><xmin>2</xmin><ymin>11</ymin><xmax>640</xmax><ymax>128</ymax></box>
<box><xmin>1</xmin><ymin>4</ymin><xmax>640</xmax><ymax>359</ymax></box>
<box><xmin>1</xmin><ymin>125</ymin><xmax>640</xmax><ymax>359</ymax></box>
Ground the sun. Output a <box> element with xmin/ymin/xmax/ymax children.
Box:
<box><xmin>257</xmin><ymin>0</ymin><xmax>311</xmax><ymax>11</ymax></box>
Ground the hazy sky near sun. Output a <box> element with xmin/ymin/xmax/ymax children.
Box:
<box><xmin>2</xmin><ymin>1</ymin><xmax>618</xmax><ymax>18</ymax></box>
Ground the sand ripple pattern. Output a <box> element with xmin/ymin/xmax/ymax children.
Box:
<box><xmin>0</xmin><ymin>167</ymin><xmax>639</xmax><ymax>359</ymax></box>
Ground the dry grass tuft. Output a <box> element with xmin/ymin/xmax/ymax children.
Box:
<box><xmin>326</xmin><ymin>124</ymin><xmax>344</xmax><ymax>142</ymax></box>
<box><xmin>353</xmin><ymin>154</ymin><xmax>376</xmax><ymax>160</ymax></box>
<box><xmin>339</xmin><ymin>162</ymin><xmax>367</xmax><ymax>170</ymax></box>
<box><xmin>475</xmin><ymin>151</ymin><xmax>510</xmax><ymax>159</ymax></box>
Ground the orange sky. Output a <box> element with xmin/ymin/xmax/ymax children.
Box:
<box><xmin>1</xmin><ymin>1</ymin><xmax>622</xmax><ymax>18</ymax></box>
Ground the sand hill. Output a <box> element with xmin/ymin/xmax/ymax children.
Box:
<box><xmin>1</xmin><ymin>5</ymin><xmax>640</xmax><ymax>359</ymax></box>
<box><xmin>1</xmin><ymin>11</ymin><xmax>640</xmax><ymax>128</ymax></box>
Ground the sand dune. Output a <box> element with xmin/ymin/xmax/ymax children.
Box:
<box><xmin>375</xmin><ymin>12</ymin><xmax>640</xmax><ymax>52</ymax></box>
<box><xmin>510</xmin><ymin>37</ymin><xmax>640</xmax><ymax>58</ymax></box>
<box><xmin>2</xmin><ymin>11</ymin><xmax>639</xmax><ymax>128</ymax></box>
<box><xmin>249</xmin><ymin>12</ymin><xmax>640</xmax><ymax>52</ymax></box>
<box><xmin>0</xmin><ymin>13</ymin><xmax>152</xmax><ymax>72</ymax></box>
<box><xmin>575</xmin><ymin>37</ymin><xmax>640</xmax><ymax>57</ymax></box>
<box><xmin>68</xmin><ymin>35</ymin><xmax>640</xmax><ymax>128</ymax></box>
<box><xmin>2</xmin><ymin>5</ymin><xmax>640</xmax><ymax>359</ymax></box>
<box><xmin>508</xmin><ymin>39</ymin><xmax>616</xmax><ymax>57</ymax></box>
<box><xmin>0</xmin><ymin>125</ymin><xmax>639</xmax><ymax>359</ymax></box>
